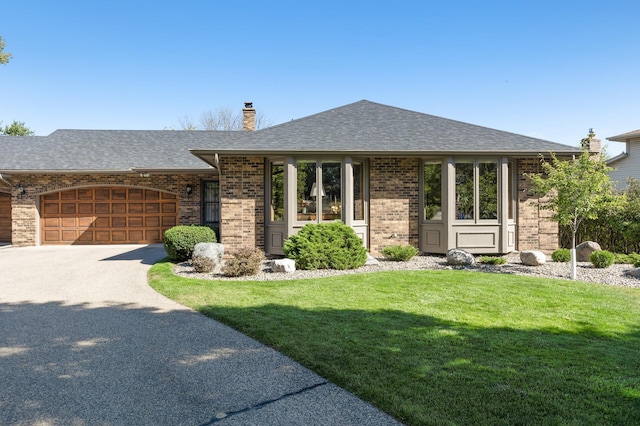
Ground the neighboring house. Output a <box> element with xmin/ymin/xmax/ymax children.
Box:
<box><xmin>0</xmin><ymin>100</ymin><xmax>581</xmax><ymax>255</ymax></box>
<box><xmin>606</xmin><ymin>129</ymin><xmax>640</xmax><ymax>190</ymax></box>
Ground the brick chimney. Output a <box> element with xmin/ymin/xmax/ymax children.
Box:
<box><xmin>242</xmin><ymin>102</ymin><xmax>256</xmax><ymax>131</ymax></box>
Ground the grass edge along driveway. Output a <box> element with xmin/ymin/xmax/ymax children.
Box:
<box><xmin>149</xmin><ymin>261</ymin><xmax>640</xmax><ymax>426</ymax></box>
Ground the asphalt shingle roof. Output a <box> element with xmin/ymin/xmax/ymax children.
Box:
<box><xmin>0</xmin><ymin>100</ymin><xmax>581</xmax><ymax>173</ymax></box>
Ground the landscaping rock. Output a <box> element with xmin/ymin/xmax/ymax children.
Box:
<box><xmin>576</xmin><ymin>241</ymin><xmax>601</xmax><ymax>262</ymax></box>
<box><xmin>192</xmin><ymin>242</ymin><xmax>224</xmax><ymax>274</ymax></box>
<box><xmin>271</xmin><ymin>258</ymin><xmax>296</xmax><ymax>273</ymax></box>
<box><xmin>520</xmin><ymin>250</ymin><xmax>546</xmax><ymax>266</ymax></box>
<box><xmin>447</xmin><ymin>249</ymin><xmax>475</xmax><ymax>266</ymax></box>
<box><xmin>628</xmin><ymin>268</ymin><xmax>640</xmax><ymax>279</ymax></box>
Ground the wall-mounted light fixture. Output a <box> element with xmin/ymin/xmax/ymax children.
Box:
<box><xmin>139</xmin><ymin>172</ymin><xmax>150</xmax><ymax>178</ymax></box>
<box><xmin>186</xmin><ymin>184</ymin><xmax>193</xmax><ymax>196</ymax></box>
<box><xmin>17</xmin><ymin>183</ymin><xmax>25</xmax><ymax>197</ymax></box>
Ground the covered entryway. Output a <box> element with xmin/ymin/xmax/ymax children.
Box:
<box><xmin>0</xmin><ymin>192</ymin><xmax>11</xmax><ymax>243</ymax></box>
<box><xmin>41</xmin><ymin>187</ymin><xmax>177</xmax><ymax>244</ymax></box>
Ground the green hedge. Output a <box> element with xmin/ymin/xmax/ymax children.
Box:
<box><xmin>163</xmin><ymin>225</ymin><xmax>217</xmax><ymax>262</ymax></box>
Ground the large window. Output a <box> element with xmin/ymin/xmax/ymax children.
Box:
<box><xmin>270</xmin><ymin>162</ymin><xmax>284</xmax><ymax>222</ymax></box>
<box><xmin>479</xmin><ymin>161</ymin><xmax>498</xmax><ymax>220</ymax></box>
<box><xmin>423</xmin><ymin>162</ymin><xmax>442</xmax><ymax>221</ymax></box>
<box><xmin>455</xmin><ymin>161</ymin><xmax>475</xmax><ymax>220</ymax></box>
<box><xmin>296</xmin><ymin>160</ymin><xmax>343</xmax><ymax>222</ymax></box>
<box><xmin>353</xmin><ymin>161</ymin><xmax>365</xmax><ymax>221</ymax></box>
<box><xmin>455</xmin><ymin>160</ymin><xmax>498</xmax><ymax>222</ymax></box>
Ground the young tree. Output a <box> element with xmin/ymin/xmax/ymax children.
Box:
<box><xmin>527</xmin><ymin>135</ymin><xmax>619</xmax><ymax>279</ymax></box>
<box><xmin>0</xmin><ymin>35</ymin><xmax>11</xmax><ymax>64</ymax></box>
<box><xmin>0</xmin><ymin>120</ymin><xmax>35</xmax><ymax>136</ymax></box>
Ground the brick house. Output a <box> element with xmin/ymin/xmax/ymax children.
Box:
<box><xmin>0</xmin><ymin>100</ymin><xmax>581</xmax><ymax>255</ymax></box>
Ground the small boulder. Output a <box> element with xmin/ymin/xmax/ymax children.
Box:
<box><xmin>447</xmin><ymin>249</ymin><xmax>475</xmax><ymax>266</ymax></box>
<box><xmin>627</xmin><ymin>268</ymin><xmax>640</xmax><ymax>279</ymax></box>
<box><xmin>192</xmin><ymin>242</ymin><xmax>224</xmax><ymax>274</ymax></box>
<box><xmin>520</xmin><ymin>250</ymin><xmax>546</xmax><ymax>266</ymax></box>
<box><xmin>576</xmin><ymin>241</ymin><xmax>601</xmax><ymax>262</ymax></box>
<box><xmin>271</xmin><ymin>258</ymin><xmax>296</xmax><ymax>273</ymax></box>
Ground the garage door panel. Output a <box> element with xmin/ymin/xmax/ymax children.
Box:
<box><xmin>61</xmin><ymin>217</ymin><xmax>77</xmax><ymax>228</ymax></box>
<box><xmin>41</xmin><ymin>187</ymin><xmax>178</xmax><ymax>244</ymax></box>
<box><xmin>112</xmin><ymin>217</ymin><xmax>127</xmax><ymax>228</ymax></box>
<box><xmin>78</xmin><ymin>203</ymin><xmax>93</xmax><ymax>214</ymax></box>
<box><xmin>0</xmin><ymin>193</ymin><xmax>12</xmax><ymax>243</ymax></box>
<box><xmin>61</xmin><ymin>203</ymin><xmax>76</xmax><ymax>214</ymax></box>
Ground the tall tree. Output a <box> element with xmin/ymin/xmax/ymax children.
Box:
<box><xmin>0</xmin><ymin>35</ymin><xmax>11</xmax><ymax>64</ymax></box>
<box><xmin>0</xmin><ymin>120</ymin><xmax>35</xmax><ymax>136</ymax></box>
<box><xmin>527</xmin><ymin>133</ymin><xmax>620</xmax><ymax>279</ymax></box>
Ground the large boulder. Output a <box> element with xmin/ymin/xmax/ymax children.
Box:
<box><xmin>271</xmin><ymin>258</ymin><xmax>296</xmax><ymax>273</ymax></box>
<box><xmin>576</xmin><ymin>241</ymin><xmax>601</xmax><ymax>262</ymax></box>
<box><xmin>520</xmin><ymin>250</ymin><xmax>546</xmax><ymax>266</ymax></box>
<box><xmin>447</xmin><ymin>249</ymin><xmax>475</xmax><ymax>266</ymax></box>
<box><xmin>192</xmin><ymin>242</ymin><xmax>224</xmax><ymax>273</ymax></box>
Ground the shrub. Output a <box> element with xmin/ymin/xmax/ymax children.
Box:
<box><xmin>222</xmin><ymin>247</ymin><xmax>265</xmax><ymax>277</ymax></box>
<box><xmin>381</xmin><ymin>245</ymin><xmax>419</xmax><ymax>261</ymax></box>
<box><xmin>614</xmin><ymin>252</ymin><xmax>640</xmax><ymax>265</ymax></box>
<box><xmin>552</xmin><ymin>248</ymin><xmax>571</xmax><ymax>262</ymax></box>
<box><xmin>283</xmin><ymin>221</ymin><xmax>367</xmax><ymax>270</ymax></box>
<box><xmin>164</xmin><ymin>225</ymin><xmax>217</xmax><ymax>262</ymax></box>
<box><xmin>590</xmin><ymin>250</ymin><xmax>614</xmax><ymax>268</ymax></box>
<box><xmin>478</xmin><ymin>256</ymin><xmax>506</xmax><ymax>265</ymax></box>
<box><xmin>192</xmin><ymin>255</ymin><xmax>215</xmax><ymax>273</ymax></box>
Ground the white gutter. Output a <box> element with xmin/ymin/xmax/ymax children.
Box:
<box><xmin>0</xmin><ymin>173</ymin><xmax>12</xmax><ymax>187</ymax></box>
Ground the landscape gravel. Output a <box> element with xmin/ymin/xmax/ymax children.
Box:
<box><xmin>173</xmin><ymin>253</ymin><xmax>640</xmax><ymax>288</ymax></box>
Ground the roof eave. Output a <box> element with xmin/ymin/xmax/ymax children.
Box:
<box><xmin>190</xmin><ymin>149</ymin><xmax>582</xmax><ymax>158</ymax></box>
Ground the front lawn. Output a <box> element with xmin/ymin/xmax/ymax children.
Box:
<box><xmin>149</xmin><ymin>262</ymin><xmax>640</xmax><ymax>425</ymax></box>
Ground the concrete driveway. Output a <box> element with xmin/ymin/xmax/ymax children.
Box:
<box><xmin>0</xmin><ymin>245</ymin><xmax>401</xmax><ymax>425</ymax></box>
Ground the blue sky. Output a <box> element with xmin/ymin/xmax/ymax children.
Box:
<box><xmin>1</xmin><ymin>0</ymin><xmax>638</xmax><ymax>156</ymax></box>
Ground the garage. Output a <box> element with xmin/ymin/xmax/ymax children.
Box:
<box><xmin>41</xmin><ymin>187</ymin><xmax>177</xmax><ymax>244</ymax></box>
<box><xmin>0</xmin><ymin>192</ymin><xmax>11</xmax><ymax>243</ymax></box>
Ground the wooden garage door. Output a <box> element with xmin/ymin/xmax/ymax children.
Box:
<box><xmin>0</xmin><ymin>193</ymin><xmax>11</xmax><ymax>243</ymax></box>
<box><xmin>41</xmin><ymin>187</ymin><xmax>177</xmax><ymax>244</ymax></box>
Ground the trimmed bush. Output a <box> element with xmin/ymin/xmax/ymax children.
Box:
<box><xmin>222</xmin><ymin>247</ymin><xmax>265</xmax><ymax>277</ymax></box>
<box><xmin>590</xmin><ymin>250</ymin><xmax>614</xmax><ymax>269</ymax></box>
<box><xmin>552</xmin><ymin>248</ymin><xmax>571</xmax><ymax>263</ymax></box>
<box><xmin>382</xmin><ymin>245</ymin><xmax>419</xmax><ymax>262</ymax></box>
<box><xmin>192</xmin><ymin>255</ymin><xmax>215</xmax><ymax>273</ymax></box>
<box><xmin>478</xmin><ymin>256</ymin><xmax>506</xmax><ymax>265</ymax></box>
<box><xmin>283</xmin><ymin>221</ymin><xmax>367</xmax><ymax>270</ymax></box>
<box><xmin>164</xmin><ymin>225</ymin><xmax>217</xmax><ymax>262</ymax></box>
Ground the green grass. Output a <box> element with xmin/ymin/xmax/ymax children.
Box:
<box><xmin>149</xmin><ymin>262</ymin><xmax>640</xmax><ymax>425</ymax></box>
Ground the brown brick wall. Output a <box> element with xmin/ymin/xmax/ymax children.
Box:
<box><xmin>219</xmin><ymin>157</ymin><xmax>265</xmax><ymax>253</ymax></box>
<box><xmin>517</xmin><ymin>158</ymin><xmax>558</xmax><ymax>252</ymax></box>
<box><xmin>8</xmin><ymin>173</ymin><xmax>213</xmax><ymax>246</ymax></box>
<box><xmin>369</xmin><ymin>157</ymin><xmax>420</xmax><ymax>256</ymax></box>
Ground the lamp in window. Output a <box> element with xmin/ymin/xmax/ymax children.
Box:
<box><xmin>186</xmin><ymin>184</ymin><xmax>193</xmax><ymax>196</ymax></box>
<box><xmin>309</xmin><ymin>182</ymin><xmax>325</xmax><ymax>198</ymax></box>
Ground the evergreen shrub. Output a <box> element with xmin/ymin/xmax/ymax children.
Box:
<box><xmin>552</xmin><ymin>248</ymin><xmax>571</xmax><ymax>263</ymax></box>
<box><xmin>283</xmin><ymin>221</ymin><xmax>367</xmax><ymax>270</ymax></box>
<box><xmin>590</xmin><ymin>250</ymin><xmax>614</xmax><ymax>268</ymax></box>
<box><xmin>478</xmin><ymin>256</ymin><xmax>507</xmax><ymax>265</ymax></box>
<box><xmin>164</xmin><ymin>225</ymin><xmax>217</xmax><ymax>261</ymax></box>
<box><xmin>381</xmin><ymin>245</ymin><xmax>419</xmax><ymax>261</ymax></box>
